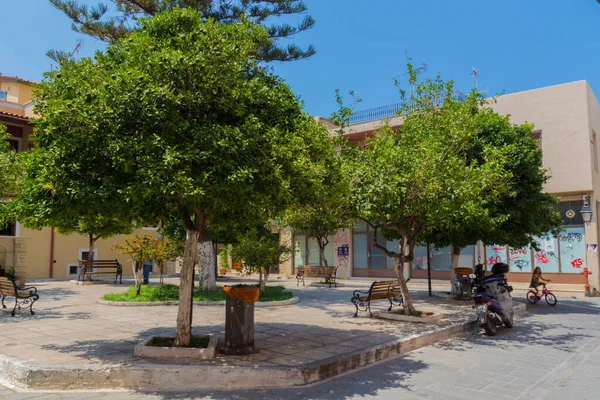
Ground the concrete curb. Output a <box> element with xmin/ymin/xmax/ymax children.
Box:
<box><xmin>96</xmin><ymin>296</ymin><xmax>300</xmax><ymax>307</ymax></box>
<box><xmin>0</xmin><ymin>303</ymin><xmax>528</xmax><ymax>392</ymax></box>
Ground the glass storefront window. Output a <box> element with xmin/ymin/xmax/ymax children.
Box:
<box><xmin>386</xmin><ymin>239</ymin><xmax>400</xmax><ymax>269</ymax></box>
<box><xmin>369</xmin><ymin>233</ymin><xmax>386</xmax><ymax>269</ymax></box>
<box><xmin>559</xmin><ymin>227</ymin><xmax>586</xmax><ymax>273</ymax></box>
<box><xmin>532</xmin><ymin>235</ymin><xmax>560</xmax><ymax>273</ymax></box>
<box><xmin>294</xmin><ymin>235</ymin><xmax>306</xmax><ymax>269</ymax></box>
<box><xmin>353</xmin><ymin>233</ymin><xmax>368</xmax><ymax>269</ymax></box>
<box><xmin>458</xmin><ymin>246</ymin><xmax>475</xmax><ymax>267</ymax></box>
<box><xmin>509</xmin><ymin>245</ymin><xmax>532</xmax><ymax>273</ymax></box>
<box><xmin>307</xmin><ymin>237</ymin><xmax>320</xmax><ymax>266</ymax></box>
<box><xmin>432</xmin><ymin>246</ymin><xmax>451</xmax><ymax>270</ymax></box>
<box><xmin>324</xmin><ymin>239</ymin><xmax>334</xmax><ymax>267</ymax></box>
<box><xmin>413</xmin><ymin>245</ymin><xmax>428</xmax><ymax>270</ymax></box>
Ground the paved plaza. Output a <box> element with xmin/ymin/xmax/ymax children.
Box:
<box><xmin>1</xmin><ymin>278</ymin><xmax>598</xmax><ymax>399</ymax></box>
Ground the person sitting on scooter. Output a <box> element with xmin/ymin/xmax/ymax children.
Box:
<box><xmin>530</xmin><ymin>267</ymin><xmax>550</xmax><ymax>295</ymax></box>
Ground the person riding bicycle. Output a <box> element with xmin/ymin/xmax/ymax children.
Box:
<box><xmin>530</xmin><ymin>267</ymin><xmax>550</xmax><ymax>295</ymax></box>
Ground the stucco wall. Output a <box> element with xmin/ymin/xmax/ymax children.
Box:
<box><xmin>492</xmin><ymin>81</ymin><xmax>592</xmax><ymax>194</ymax></box>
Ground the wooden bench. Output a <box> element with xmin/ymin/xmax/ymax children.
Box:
<box><xmin>296</xmin><ymin>266</ymin><xmax>337</xmax><ymax>288</ymax></box>
<box><xmin>0</xmin><ymin>275</ymin><xmax>39</xmax><ymax>316</ymax></box>
<box><xmin>78</xmin><ymin>259</ymin><xmax>123</xmax><ymax>284</ymax></box>
<box><xmin>350</xmin><ymin>279</ymin><xmax>410</xmax><ymax>317</ymax></box>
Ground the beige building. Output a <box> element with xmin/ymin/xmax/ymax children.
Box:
<box><xmin>282</xmin><ymin>80</ymin><xmax>600</xmax><ymax>293</ymax></box>
<box><xmin>1</xmin><ymin>74</ymin><xmax>169</xmax><ymax>280</ymax></box>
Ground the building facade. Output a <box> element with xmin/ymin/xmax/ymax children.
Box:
<box><xmin>282</xmin><ymin>80</ymin><xmax>600</xmax><ymax>293</ymax></box>
<box><xmin>0</xmin><ymin>74</ymin><xmax>171</xmax><ymax>280</ymax></box>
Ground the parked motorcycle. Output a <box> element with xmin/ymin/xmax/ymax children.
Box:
<box><xmin>472</xmin><ymin>263</ymin><xmax>514</xmax><ymax>336</ymax></box>
<box><xmin>453</xmin><ymin>267</ymin><xmax>474</xmax><ymax>300</ymax></box>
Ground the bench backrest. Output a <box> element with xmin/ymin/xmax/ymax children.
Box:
<box><xmin>79</xmin><ymin>259</ymin><xmax>121</xmax><ymax>268</ymax></box>
<box><xmin>303</xmin><ymin>266</ymin><xmax>337</xmax><ymax>276</ymax></box>
<box><xmin>0</xmin><ymin>276</ymin><xmax>17</xmax><ymax>297</ymax></box>
<box><xmin>368</xmin><ymin>280</ymin><xmax>402</xmax><ymax>300</ymax></box>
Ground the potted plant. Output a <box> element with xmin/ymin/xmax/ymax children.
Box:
<box><xmin>218</xmin><ymin>247</ymin><xmax>229</xmax><ymax>276</ymax></box>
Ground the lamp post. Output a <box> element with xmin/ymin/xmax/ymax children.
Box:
<box><xmin>580</xmin><ymin>194</ymin><xmax>595</xmax><ymax>296</ymax></box>
<box><xmin>580</xmin><ymin>195</ymin><xmax>593</xmax><ymax>224</ymax></box>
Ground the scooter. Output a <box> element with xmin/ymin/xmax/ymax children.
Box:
<box><xmin>472</xmin><ymin>263</ymin><xmax>514</xmax><ymax>336</ymax></box>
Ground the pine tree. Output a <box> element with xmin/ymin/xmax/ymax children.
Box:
<box><xmin>49</xmin><ymin>0</ymin><xmax>315</xmax><ymax>62</ymax></box>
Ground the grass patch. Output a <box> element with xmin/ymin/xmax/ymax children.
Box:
<box><xmin>148</xmin><ymin>335</ymin><xmax>209</xmax><ymax>348</ymax></box>
<box><xmin>102</xmin><ymin>284</ymin><xmax>293</xmax><ymax>303</ymax></box>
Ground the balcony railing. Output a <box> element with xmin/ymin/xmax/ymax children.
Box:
<box><xmin>348</xmin><ymin>92</ymin><xmax>466</xmax><ymax>125</ymax></box>
<box><xmin>349</xmin><ymin>103</ymin><xmax>402</xmax><ymax>125</ymax></box>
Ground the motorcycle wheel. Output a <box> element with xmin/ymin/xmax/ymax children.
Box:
<box><xmin>483</xmin><ymin>318</ymin><xmax>497</xmax><ymax>336</ymax></box>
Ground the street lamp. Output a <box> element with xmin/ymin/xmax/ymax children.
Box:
<box><xmin>580</xmin><ymin>194</ymin><xmax>593</xmax><ymax>224</ymax></box>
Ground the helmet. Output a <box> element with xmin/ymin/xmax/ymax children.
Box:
<box><xmin>491</xmin><ymin>262</ymin><xmax>509</xmax><ymax>275</ymax></box>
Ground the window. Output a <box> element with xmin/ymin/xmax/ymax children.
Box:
<box><xmin>294</xmin><ymin>233</ymin><xmax>334</xmax><ymax>268</ymax></box>
<box><xmin>66</xmin><ymin>263</ymin><xmax>79</xmax><ymax>277</ymax></box>
<box><xmin>0</xmin><ymin>221</ymin><xmax>16</xmax><ymax>236</ymax></box>
<box><xmin>79</xmin><ymin>248</ymin><xmax>98</xmax><ymax>261</ymax></box>
<box><xmin>432</xmin><ymin>246</ymin><xmax>452</xmax><ymax>271</ymax></box>
<box><xmin>530</xmin><ymin>130</ymin><xmax>542</xmax><ymax>150</ymax></box>
<box><xmin>7</xmin><ymin>138</ymin><xmax>20</xmax><ymax>152</ymax></box>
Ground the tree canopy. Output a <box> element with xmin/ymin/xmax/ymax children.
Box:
<box><xmin>49</xmin><ymin>0</ymin><xmax>316</xmax><ymax>62</ymax></box>
<box><xmin>422</xmin><ymin>105</ymin><xmax>561</xmax><ymax>254</ymax></box>
<box><xmin>0</xmin><ymin>126</ymin><xmax>24</xmax><ymax>201</ymax></box>
<box><xmin>341</xmin><ymin>66</ymin><xmax>511</xmax><ymax>315</ymax></box>
<box><xmin>28</xmin><ymin>8</ymin><xmax>335</xmax><ymax>345</ymax></box>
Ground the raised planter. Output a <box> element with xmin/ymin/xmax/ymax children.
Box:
<box><xmin>377</xmin><ymin>310</ymin><xmax>444</xmax><ymax>323</ymax></box>
<box><xmin>134</xmin><ymin>335</ymin><xmax>217</xmax><ymax>360</ymax></box>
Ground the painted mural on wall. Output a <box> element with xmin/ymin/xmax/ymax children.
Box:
<box><xmin>559</xmin><ymin>227</ymin><xmax>586</xmax><ymax>273</ymax></box>
<box><xmin>509</xmin><ymin>245</ymin><xmax>531</xmax><ymax>273</ymax></box>
<box><xmin>486</xmin><ymin>245</ymin><xmax>507</xmax><ymax>266</ymax></box>
<box><xmin>532</xmin><ymin>235</ymin><xmax>560</xmax><ymax>273</ymax></box>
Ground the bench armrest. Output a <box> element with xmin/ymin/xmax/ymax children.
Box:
<box><xmin>352</xmin><ymin>289</ymin><xmax>369</xmax><ymax>298</ymax></box>
<box><xmin>16</xmin><ymin>285</ymin><xmax>38</xmax><ymax>296</ymax></box>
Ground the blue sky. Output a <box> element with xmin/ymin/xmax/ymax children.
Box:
<box><xmin>2</xmin><ymin>0</ymin><xmax>600</xmax><ymax>117</ymax></box>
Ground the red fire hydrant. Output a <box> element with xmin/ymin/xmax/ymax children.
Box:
<box><xmin>581</xmin><ymin>267</ymin><xmax>593</xmax><ymax>297</ymax></box>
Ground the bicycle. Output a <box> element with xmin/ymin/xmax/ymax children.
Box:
<box><xmin>526</xmin><ymin>284</ymin><xmax>557</xmax><ymax>306</ymax></box>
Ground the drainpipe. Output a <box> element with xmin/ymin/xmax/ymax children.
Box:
<box><xmin>49</xmin><ymin>227</ymin><xmax>55</xmax><ymax>278</ymax></box>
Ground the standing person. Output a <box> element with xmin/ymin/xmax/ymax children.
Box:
<box><xmin>143</xmin><ymin>259</ymin><xmax>152</xmax><ymax>285</ymax></box>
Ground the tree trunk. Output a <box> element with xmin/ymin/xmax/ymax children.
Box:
<box><xmin>450</xmin><ymin>246</ymin><xmax>461</xmax><ymax>294</ymax></box>
<box><xmin>135</xmin><ymin>260</ymin><xmax>143</xmax><ymax>296</ymax></box>
<box><xmin>87</xmin><ymin>234</ymin><xmax>95</xmax><ymax>262</ymax></box>
<box><xmin>198</xmin><ymin>239</ymin><xmax>216</xmax><ymax>291</ymax></box>
<box><xmin>392</xmin><ymin>236</ymin><xmax>417</xmax><ymax>316</ymax></box>
<box><xmin>259</xmin><ymin>267</ymin><xmax>270</xmax><ymax>293</ymax></box>
<box><xmin>174</xmin><ymin>227</ymin><xmax>200</xmax><ymax>347</ymax></box>
<box><xmin>319</xmin><ymin>236</ymin><xmax>328</xmax><ymax>267</ymax></box>
<box><xmin>159</xmin><ymin>261</ymin><xmax>164</xmax><ymax>285</ymax></box>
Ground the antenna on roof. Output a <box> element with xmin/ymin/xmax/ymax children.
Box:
<box><xmin>71</xmin><ymin>42</ymin><xmax>81</xmax><ymax>61</ymax></box>
<box><xmin>471</xmin><ymin>66</ymin><xmax>479</xmax><ymax>91</ymax></box>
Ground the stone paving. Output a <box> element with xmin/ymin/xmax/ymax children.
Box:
<box><xmin>0</xmin><ymin>278</ymin><xmax>475</xmax><ymax>372</ymax></box>
<box><xmin>2</xmin><ymin>296</ymin><xmax>600</xmax><ymax>399</ymax></box>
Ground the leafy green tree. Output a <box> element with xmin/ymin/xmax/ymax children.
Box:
<box><xmin>342</xmin><ymin>65</ymin><xmax>510</xmax><ymax>315</ymax></box>
<box><xmin>30</xmin><ymin>9</ymin><xmax>335</xmax><ymax>346</ymax></box>
<box><xmin>422</xmin><ymin>106</ymin><xmax>561</xmax><ymax>288</ymax></box>
<box><xmin>231</xmin><ymin>226</ymin><xmax>291</xmax><ymax>292</ymax></box>
<box><xmin>7</xmin><ymin>142</ymin><xmax>133</xmax><ymax>261</ymax></box>
<box><xmin>49</xmin><ymin>0</ymin><xmax>315</xmax><ymax>62</ymax></box>
<box><xmin>281</xmin><ymin>166</ymin><xmax>351</xmax><ymax>268</ymax></box>
<box><xmin>0</xmin><ymin>126</ymin><xmax>23</xmax><ymax>201</ymax></box>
